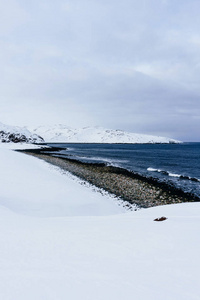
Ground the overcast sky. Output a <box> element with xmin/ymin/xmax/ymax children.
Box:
<box><xmin>0</xmin><ymin>0</ymin><xmax>200</xmax><ymax>141</ymax></box>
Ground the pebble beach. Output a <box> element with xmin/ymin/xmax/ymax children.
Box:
<box><xmin>20</xmin><ymin>148</ymin><xmax>198</xmax><ymax>208</ymax></box>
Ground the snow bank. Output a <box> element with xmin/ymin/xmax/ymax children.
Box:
<box><xmin>0</xmin><ymin>147</ymin><xmax>124</xmax><ymax>217</ymax></box>
<box><xmin>32</xmin><ymin>125</ymin><xmax>180</xmax><ymax>143</ymax></box>
<box><xmin>0</xmin><ymin>145</ymin><xmax>199</xmax><ymax>300</ymax></box>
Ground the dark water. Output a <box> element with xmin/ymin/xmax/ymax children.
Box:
<box><xmin>47</xmin><ymin>143</ymin><xmax>200</xmax><ymax>198</ymax></box>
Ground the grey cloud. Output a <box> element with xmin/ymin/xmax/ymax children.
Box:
<box><xmin>0</xmin><ymin>0</ymin><xmax>200</xmax><ymax>141</ymax></box>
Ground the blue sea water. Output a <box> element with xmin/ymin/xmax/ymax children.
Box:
<box><xmin>47</xmin><ymin>142</ymin><xmax>200</xmax><ymax>198</ymax></box>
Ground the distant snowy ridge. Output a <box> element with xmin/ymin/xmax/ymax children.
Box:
<box><xmin>31</xmin><ymin>125</ymin><xmax>180</xmax><ymax>144</ymax></box>
<box><xmin>0</xmin><ymin>122</ymin><xmax>44</xmax><ymax>143</ymax></box>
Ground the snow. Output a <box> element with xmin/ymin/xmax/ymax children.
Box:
<box><xmin>31</xmin><ymin>125</ymin><xmax>180</xmax><ymax>143</ymax></box>
<box><xmin>0</xmin><ymin>146</ymin><xmax>125</xmax><ymax>217</ymax></box>
<box><xmin>0</xmin><ymin>144</ymin><xmax>199</xmax><ymax>299</ymax></box>
<box><xmin>0</xmin><ymin>122</ymin><xmax>43</xmax><ymax>143</ymax></box>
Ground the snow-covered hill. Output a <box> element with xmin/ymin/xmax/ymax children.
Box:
<box><xmin>32</xmin><ymin>125</ymin><xmax>180</xmax><ymax>144</ymax></box>
<box><xmin>0</xmin><ymin>122</ymin><xmax>44</xmax><ymax>143</ymax></box>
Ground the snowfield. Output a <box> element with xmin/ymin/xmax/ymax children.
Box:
<box><xmin>31</xmin><ymin>125</ymin><xmax>180</xmax><ymax>143</ymax></box>
<box><xmin>0</xmin><ymin>144</ymin><xmax>199</xmax><ymax>300</ymax></box>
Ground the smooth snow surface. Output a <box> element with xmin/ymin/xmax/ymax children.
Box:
<box><xmin>0</xmin><ymin>145</ymin><xmax>199</xmax><ymax>300</ymax></box>
<box><xmin>32</xmin><ymin>125</ymin><xmax>180</xmax><ymax>143</ymax></box>
<box><xmin>0</xmin><ymin>146</ymin><xmax>124</xmax><ymax>217</ymax></box>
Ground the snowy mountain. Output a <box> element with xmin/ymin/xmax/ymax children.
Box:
<box><xmin>0</xmin><ymin>122</ymin><xmax>44</xmax><ymax>143</ymax></box>
<box><xmin>32</xmin><ymin>125</ymin><xmax>180</xmax><ymax>144</ymax></box>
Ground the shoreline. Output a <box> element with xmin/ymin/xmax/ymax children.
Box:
<box><xmin>19</xmin><ymin>148</ymin><xmax>200</xmax><ymax>208</ymax></box>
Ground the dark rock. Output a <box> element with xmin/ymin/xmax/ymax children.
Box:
<box><xmin>0</xmin><ymin>130</ymin><xmax>44</xmax><ymax>144</ymax></box>
<box><xmin>154</xmin><ymin>217</ymin><xmax>168</xmax><ymax>221</ymax></box>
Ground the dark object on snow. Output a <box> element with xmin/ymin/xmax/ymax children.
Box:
<box><xmin>154</xmin><ymin>216</ymin><xmax>167</xmax><ymax>221</ymax></box>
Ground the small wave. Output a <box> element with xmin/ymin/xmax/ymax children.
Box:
<box><xmin>86</xmin><ymin>156</ymin><xmax>128</xmax><ymax>163</ymax></box>
<box><xmin>51</xmin><ymin>152</ymin><xmax>123</xmax><ymax>167</ymax></box>
<box><xmin>147</xmin><ymin>167</ymin><xmax>158</xmax><ymax>172</ymax></box>
<box><xmin>68</xmin><ymin>155</ymin><xmax>128</xmax><ymax>167</ymax></box>
<box><xmin>72</xmin><ymin>155</ymin><xmax>112</xmax><ymax>163</ymax></box>
<box><xmin>168</xmin><ymin>173</ymin><xmax>181</xmax><ymax>178</ymax></box>
<box><xmin>147</xmin><ymin>167</ymin><xmax>200</xmax><ymax>182</ymax></box>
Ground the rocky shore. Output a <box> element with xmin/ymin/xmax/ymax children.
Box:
<box><xmin>19</xmin><ymin>147</ymin><xmax>200</xmax><ymax>208</ymax></box>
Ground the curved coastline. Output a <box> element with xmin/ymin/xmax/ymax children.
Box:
<box><xmin>18</xmin><ymin>147</ymin><xmax>200</xmax><ymax>208</ymax></box>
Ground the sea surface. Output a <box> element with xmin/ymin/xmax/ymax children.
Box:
<box><xmin>47</xmin><ymin>142</ymin><xmax>200</xmax><ymax>198</ymax></box>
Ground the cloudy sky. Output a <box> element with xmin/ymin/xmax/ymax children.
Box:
<box><xmin>0</xmin><ymin>0</ymin><xmax>200</xmax><ymax>141</ymax></box>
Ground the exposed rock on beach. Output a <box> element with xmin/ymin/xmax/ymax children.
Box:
<box><xmin>0</xmin><ymin>122</ymin><xmax>44</xmax><ymax>143</ymax></box>
<box><xmin>20</xmin><ymin>147</ymin><xmax>199</xmax><ymax>208</ymax></box>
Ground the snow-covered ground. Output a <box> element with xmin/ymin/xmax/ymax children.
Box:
<box><xmin>0</xmin><ymin>144</ymin><xmax>199</xmax><ymax>300</ymax></box>
<box><xmin>0</xmin><ymin>122</ymin><xmax>43</xmax><ymax>143</ymax></box>
<box><xmin>31</xmin><ymin>125</ymin><xmax>180</xmax><ymax>143</ymax></box>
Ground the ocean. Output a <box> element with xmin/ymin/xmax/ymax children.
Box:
<box><xmin>47</xmin><ymin>142</ymin><xmax>200</xmax><ymax>198</ymax></box>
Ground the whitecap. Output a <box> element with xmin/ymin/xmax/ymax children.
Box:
<box><xmin>168</xmin><ymin>173</ymin><xmax>181</xmax><ymax>178</ymax></box>
<box><xmin>147</xmin><ymin>167</ymin><xmax>158</xmax><ymax>172</ymax></box>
